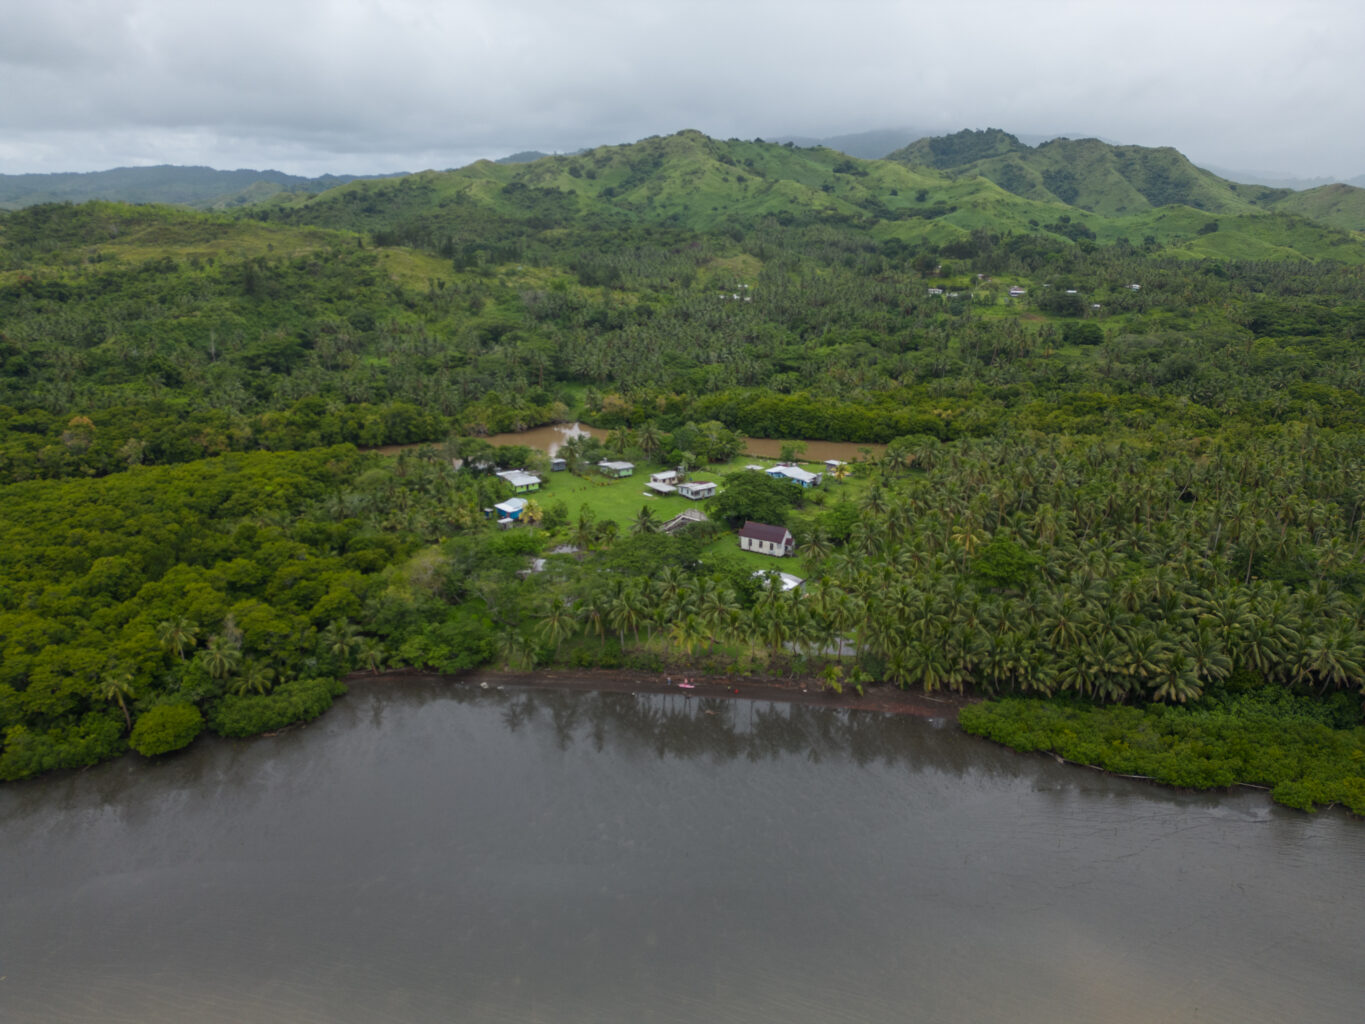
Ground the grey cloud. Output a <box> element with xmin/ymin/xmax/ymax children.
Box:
<box><xmin>0</xmin><ymin>0</ymin><xmax>1362</xmax><ymax>179</ymax></box>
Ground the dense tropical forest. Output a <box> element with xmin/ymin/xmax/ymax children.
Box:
<box><xmin>1</xmin><ymin>130</ymin><xmax>1362</xmax><ymax>812</ymax></box>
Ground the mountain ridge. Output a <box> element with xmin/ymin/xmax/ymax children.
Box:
<box><xmin>884</xmin><ymin>128</ymin><xmax>1365</xmax><ymax>232</ymax></box>
<box><xmin>0</xmin><ymin>164</ymin><xmax>407</xmax><ymax>212</ymax></box>
<box><xmin>247</xmin><ymin>129</ymin><xmax>1362</xmax><ymax>263</ymax></box>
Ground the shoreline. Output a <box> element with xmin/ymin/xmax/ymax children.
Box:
<box><xmin>346</xmin><ymin>666</ymin><xmax>975</xmax><ymax>720</ymax></box>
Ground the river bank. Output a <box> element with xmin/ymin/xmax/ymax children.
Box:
<box><xmin>347</xmin><ymin>666</ymin><xmax>974</xmax><ymax>719</ymax></box>
<box><xmin>345</xmin><ymin>667</ymin><xmax>1364</xmax><ymax>816</ymax></box>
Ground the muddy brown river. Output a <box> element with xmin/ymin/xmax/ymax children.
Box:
<box><xmin>2</xmin><ymin>680</ymin><xmax>1360</xmax><ymax>1023</ymax></box>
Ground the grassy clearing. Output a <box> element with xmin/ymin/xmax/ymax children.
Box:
<box><xmin>535</xmin><ymin>454</ymin><xmax>871</xmax><ymax>542</ymax></box>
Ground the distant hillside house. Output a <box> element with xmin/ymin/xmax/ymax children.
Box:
<box><xmin>824</xmin><ymin>459</ymin><xmax>848</xmax><ymax>472</ymax></box>
<box><xmin>927</xmin><ymin>287</ymin><xmax>944</xmax><ymax>295</ymax></box>
<box><xmin>1008</xmin><ymin>286</ymin><xmax>1027</xmax><ymax>297</ymax></box>
<box><xmin>598</xmin><ymin>460</ymin><xmax>635</xmax><ymax>478</ymax></box>
<box><xmin>550</xmin><ymin>457</ymin><xmax>567</xmax><ymax>472</ymax></box>
<box><xmin>496</xmin><ymin>469</ymin><xmax>542</xmax><ymax>493</ymax></box>
<box><xmin>767</xmin><ymin>464</ymin><xmax>822</xmax><ymax>488</ymax></box>
<box><xmin>1129</xmin><ymin>283</ymin><xmax>1141</xmax><ymax>290</ymax></box>
<box><xmin>677</xmin><ymin>480</ymin><xmax>716</xmax><ymax>500</ymax></box>
<box><xmin>738</xmin><ymin>521</ymin><xmax>795</xmax><ymax>557</ymax></box>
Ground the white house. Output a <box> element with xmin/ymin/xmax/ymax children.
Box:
<box><xmin>677</xmin><ymin>480</ymin><xmax>716</xmax><ymax>500</ymax></box>
<box><xmin>598</xmin><ymin>460</ymin><xmax>635</xmax><ymax>478</ymax></box>
<box><xmin>738</xmin><ymin>521</ymin><xmax>795</xmax><ymax>557</ymax></box>
<box><xmin>647</xmin><ymin>469</ymin><xmax>680</xmax><ymax>494</ymax></box>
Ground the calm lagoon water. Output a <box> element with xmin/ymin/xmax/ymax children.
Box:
<box><xmin>2</xmin><ymin>679</ymin><xmax>1361</xmax><ymax>1023</ymax></box>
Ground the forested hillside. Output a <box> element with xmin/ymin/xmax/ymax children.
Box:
<box><xmin>887</xmin><ymin>128</ymin><xmax>1365</xmax><ymax>232</ymax></box>
<box><xmin>2</xmin><ymin>131</ymin><xmax>1363</xmax><ymax>807</ymax></box>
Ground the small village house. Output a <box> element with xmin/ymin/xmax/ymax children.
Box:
<box><xmin>647</xmin><ymin>469</ymin><xmax>680</xmax><ymax>494</ymax></box>
<box><xmin>661</xmin><ymin>508</ymin><xmax>708</xmax><ymax>534</ymax></box>
<box><xmin>766</xmin><ymin>464</ymin><xmax>822</xmax><ymax>488</ymax></box>
<box><xmin>738</xmin><ymin>520</ymin><xmax>795</xmax><ymax>557</ymax></box>
<box><xmin>484</xmin><ymin>497</ymin><xmax>528</xmax><ymax>526</ymax></box>
<box><xmin>677</xmin><ymin>480</ymin><xmax>716</xmax><ymax>501</ymax></box>
<box><xmin>496</xmin><ymin>469</ymin><xmax>542</xmax><ymax>493</ymax></box>
<box><xmin>598</xmin><ymin>460</ymin><xmax>635</xmax><ymax>478</ymax></box>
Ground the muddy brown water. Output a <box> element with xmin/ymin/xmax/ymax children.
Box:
<box><xmin>373</xmin><ymin>423</ymin><xmax>885</xmax><ymax>463</ymax></box>
<box><xmin>2</xmin><ymin>679</ymin><xmax>1361</xmax><ymax>1023</ymax></box>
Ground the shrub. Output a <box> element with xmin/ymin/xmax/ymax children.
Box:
<box><xmin>0</xmin><ymin>714</ymin><xmax>126</xmax><ymax>781</ymax></box>
<box><xmin>129</xmin><ymin>703</ymin><xmax>204</xmax><ymax>757</ymax></box>
<box><xmin>208</xmin><ymin>677</ymin><xmax>346</xmax><ymax>738</ymax></box>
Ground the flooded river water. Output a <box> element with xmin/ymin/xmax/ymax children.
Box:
<box><xmin>2</xmin><ymin>680</ymin><xmax>1360</xmax><ymax>1023</ymax></box>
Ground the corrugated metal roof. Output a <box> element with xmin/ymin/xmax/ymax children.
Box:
<box><xmin>738</xmin><ymin>521</ymin><xmax>791</xmax><ymax>544</ymax></box>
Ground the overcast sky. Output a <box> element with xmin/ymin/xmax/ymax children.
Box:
<box><xmin>2</xmin><ymin>0</ymin><xmax>1362</xmax><ymax>180</ymax></box>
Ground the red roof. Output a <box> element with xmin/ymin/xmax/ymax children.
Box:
<box><xmin>738</xmin><ymin>521</ymin><xmax>791</xmax><ymax>544</ymax></box>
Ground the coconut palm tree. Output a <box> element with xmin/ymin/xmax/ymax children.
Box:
<box><xmin>697</xmin><ymin>585</ymin><xmax>740</xmax><ymax>652</ymax></box>
<box><xmin>631</xmin><ymin>505</ymin><xmax>660</xmax><ymax>535</ymax></box>
<box><xmin>637</xmin><ymin>422</ymin><xmax>664</xmax><ymax>461</ymax></box>
<box><xmin>229</xmin><ymin>659</ymin><xmax>276</xmax><ymax>696</ymax></box>
<box><xmin>100</xmin><ymin>668</ymin><xmax>136</xmax><ymax>732</ymax></box>
<box><xmin>538</xmin><ymin>600</ymin><xmax>578</xmax><ymax>653</ymax></box>
<box><xmin>321</xmin><ymin>620</ymin><xmax>359</xmax><ymax>669</ymax></box>
<box><xmin>156</xmin><ymin>617</ymin><xmax>199</xmax><ymax>661</ymax></box>
<box><xmin>668</xmin><ymin>613</ymin><xmax>706</xmax><ymax>659</ymax></box>
<box><xmin>496</xmin><ymin>627</ymin><xmax>532</xmax><ymax>671</ymax></box>
<box><xmin>200</xmin><ymin>635</ymin><xmax>242</xmax><ymax>681</ymax></box>
<box><xmin>356</xmin><ymin>637</ymin><xmax>387</xmax><ymax>675</ymax></box>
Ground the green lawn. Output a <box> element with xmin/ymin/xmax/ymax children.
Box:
<box><xmin>534</xmin><ymin>453</ymin><xmax>870</xmax><ymax>569</ymax></box>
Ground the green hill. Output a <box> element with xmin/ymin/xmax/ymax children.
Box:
<box><xmin>1271</xmin><ymin>182</ymin><xmax>1365</xmax><ymax>232</ymax></box>
<box><xmin>254</xmin><ymin>130</ymin><xmax>1362</xmax><ymax>264</ymax></box>
<box><xmin>887</xmin><ymin>128</ymin><xmax>1291</xmax><ymax>216</ymax></box>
